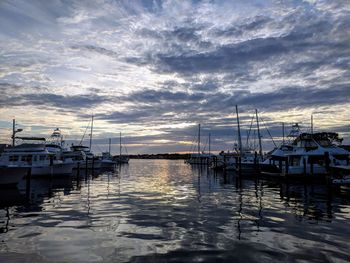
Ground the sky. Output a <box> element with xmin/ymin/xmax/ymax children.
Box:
<box><xmin>0</xmin><ymin>0</ymin><xmax>349</xmax><ymax>154</ymax></box>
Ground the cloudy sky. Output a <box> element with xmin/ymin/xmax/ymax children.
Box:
<box><xmin>0</xmin><ymin>0</ymin><xmax>349</xmax><ymax>154</ymax></box>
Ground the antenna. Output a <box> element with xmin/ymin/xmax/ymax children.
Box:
<box><xmin>235</xmin><ymin>105</ymin><xmax>242</xmax><ymax>158</ymax></box>
<box><xmin>89</xmin><ymin>114</ymin><xmax>94</xmax><ymax>150</ymax></box>
<box><xmin>255</xmin><ymin>109</ymin><xmax>262</xmax><ymax>158</ymax></box>
<box><xmin>198</xmin><ymin>124</ymin><xmax>201</xmax><ymax>155</ymax></box>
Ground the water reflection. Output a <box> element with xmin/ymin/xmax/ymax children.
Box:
<box><xmin>0</xmin><ymin>160</ymin><xmax>350</xmax><ymax>262</ymax></box>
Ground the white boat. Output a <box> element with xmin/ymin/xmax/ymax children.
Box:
<box><xmin>281</xmin><ymin>133</ymin><xmax>350</xmax><ymax>177</ymax></box>
<box><xmin>67</xmin><ymin>145</ymin><xmax>101</xmax><ymax>169</ymax></box>
<box><xmin>332</xmin><ymin>175</ymin><xmax>350</xmax><ymax>185</ymax></box>
<box><xmin>100</xmin><ymin>152</ymin><xmax>117</xmax><ymax>169</ymax></box>
<box><xmin>0</xmin><ymin>144</ymin><xmax>74</xmax><ymax>177</ymax></box>
<box><xmin>186</xmin><ymin>124</ymin><xmax>214</xmax><ymax>165</ymax></box>
<box><xmin>0</xmin><ymin>166</ymin><xmax>28</xmax><ymax>185</ymax></box>
<box><xmin>114</xmin><ymin>132</ymin><xmax>129</xmax><ymax>164</ymax></box>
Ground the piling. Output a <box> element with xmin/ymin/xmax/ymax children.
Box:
<box><xmin>279</xmin><ymin>160</ymin><xmax>282</xmax><ymax>171</ymax></box>
<box><xmin>310</xmin><ymin>158</ymin><xmax>314</xmax><ymax>176</ymax></box>
<box><xmin>92</xmin><ymin>158</ymin><xmax>95</xmax><ymax>176</ymax></box>
<box><xmin>25</xmin><ymin>168</ymin><xmax>32</xmax><ymax>201</ymax></box>
<box><xmin>324</xmin><ymin>152</ymin><xmax>330</xmax><ymax>173</ymax></box>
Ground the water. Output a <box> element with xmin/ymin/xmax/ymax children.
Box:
<box><xmin>1</xmin><ymin>159</ymin><xmax>350</xmax><ymax>262</ymax></box>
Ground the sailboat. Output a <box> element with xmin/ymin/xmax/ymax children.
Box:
<box><xmin>99</xmin><ymin>138</ymin><xmax>117</xmax><ymax>169</ymax></box>
<box><xmin>186</xmin><ymin>124</ymin><xmax>214</xmax><ymax>165</ymax></box>
<box><xmin>66</xmin><ymin>115</ymin><xmax>102</xmax><ymax>169</ymax></box>
<box><xmin>114</xmin><ymin>132</ymin><xmax>129</xmax><ymax>164</ymax></box>
<box><xmin>211</xmin><ymin>107</ymin><xmax>264</xmax><ymax>172</ymax></box>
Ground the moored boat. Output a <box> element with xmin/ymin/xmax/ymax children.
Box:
<box><xmin>0</xmin><ymin>166</ymin><xmax>28</xmax><ymax>186</ymax></box>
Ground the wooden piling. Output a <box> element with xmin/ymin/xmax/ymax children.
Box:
<box><xmin>324</xmin><ymin>152</ymin><xmax>330</xmax><ymax>173</ymax></box>
<box><xmin>25</xmin><ymin>168</ymin><xmax>31</xmax><ymax>201</ymax></box>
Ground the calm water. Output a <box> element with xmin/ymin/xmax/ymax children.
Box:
<box><xmin>1</xmin><ymin>159</ymin><xmax>350</xmax><ymax>262</ymax></box>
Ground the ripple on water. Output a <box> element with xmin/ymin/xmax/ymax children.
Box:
<box><xmin>0</xmin><ymin>159</ymin><xmax>350</xmax><ymax>262</ymax></box>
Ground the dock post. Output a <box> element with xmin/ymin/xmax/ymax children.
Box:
<box><xmin>324</xmin><ymin>152</ymin><xmax>330</xmax><ymax>173</ymax></box>
<box><xmin>254</xmin><ymin>151</ymin><xmax>257</xmax><ymax>170</ymax></box>
<box><xmin>285</xmin><ymin>159</ymin><xmax>289</xmax><ymax>175</ymax></box>
<box><xmin>279</xmin><ymin>160</ymin><xmax>282</xmax><ymax>170</ymax></box>
<box><xmin>303</xmin><ymin>158</ymin><xmax>307</xmax><ymax>177</ymax></box>
<box><xmin>77</xmin><ymin>162</ymin><xmax>80</xmax><ymax>178</ymax></box>
<box><xmin>85</xmin><ymin>158</ymin><xmax>88</xmax><ymax>176</ymax></box>
<box><xmin>238</xmin><ymin>156</ymin><xmax>242</xmax><ymax>176</ymax></box>
<box><xmin>25</xmin><ymin>168</ymin><xmax>32</xmax><ymax>201</ymax></box>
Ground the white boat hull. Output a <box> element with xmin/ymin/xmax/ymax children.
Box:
<box><xmin>284</xmin><ymin>165</ymin><xmax>326</xmax><ymax>175</ymax></box>
<box><xmin>73</xmin><ymin>159</ymin><xmax>102</xmax><ymax>169</ymax></box>
<box><xmin>31</xmin><ymin>163</ymin><xmax>75</xmax><ymax>176</ymax></box>
<box><xmin>100</xmin><ymin>160</ymin><xmax>116</xmax><ymax>169</ymax></box>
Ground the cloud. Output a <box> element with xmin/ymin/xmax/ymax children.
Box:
<box><xmin>0</xmin><ymin>0</ymin><xmax>349</xmax><ymax>153</ymax></box>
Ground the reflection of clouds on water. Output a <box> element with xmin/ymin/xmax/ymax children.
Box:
<box><xmin>0</xmin><ymin>160</ymin><xmax>350</xmax><ymax>262</ymax></box>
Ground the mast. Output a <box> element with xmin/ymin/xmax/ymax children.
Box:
<box><xmin>109</xmin><ymin>138</ymin><xmax>111</xmax><ymax>155</ymax></box>
<box><xmin>119</xmin><ymin>132</ymin><xmax>122</xmax><ymax>159</ymax></box>
<box><xmin>311</xmin><ymin>114</ymin><xmax>313</xmax><ymax>134</ymax></box>
<box><xmin>208</xmin><ymin>133</ymin><xmax>211</xmax><ymax>155</ymax></box>
<box><xmin>89</xmin><ymin>115</ymin><xmax>94</xmax><ymax>150</ymax></box>
<box><xmin>12</xmin><ymin>119</ymin><xmax>15</xmax><ymax>147</ymax></box>
<box><xmin>235</xmin><ymin>105</ymin><xmax>242</xmax><ymax>158</ymax></box>
<box><xmin>282</xmin><ymin>122</ymin><xmax>285</xmax><ymax>145</ymax></box>
<box><xmin>255</xmin><ymin>109</ymin><xmax>262</xmax><ymax>158</ymax></box>
<box><xmin>198</xmin><ymin>124</ymin><xmax>201</xmax><ymax>155</ymax></box>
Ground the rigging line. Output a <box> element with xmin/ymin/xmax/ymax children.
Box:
<box><xmin>259</xmin><ymin>117</ymin><xmax>277</xmax><ymax>147</ymax></box>
<box><xmin>202</xmin><ymin>138</ymin><xmax>208</xmax><ymax>152</ymax></box>
<box><xmin>189</xmin><ymin>133</ymin><xmax>197</xmax><ymax>154</ymax></box>
<box><xmin>79</xmin><ymin>119</ymin><xmax>91</xmax><ymax>146</ymax></box>
<box><xmin>246</xmin><ymin>115</ymin><xmax>255</xmax><ymax>149</ymax></box>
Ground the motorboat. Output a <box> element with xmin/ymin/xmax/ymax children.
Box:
<box><xmin>0</xmin><ymin>165</ymin><xmax>28</xmax><ymax>186</ymax></box>
<box><xmin>263</xmin><ymin>133</ymin><xmax>350</xmax><ymax>179</ymax></box>
<box><xmin>0</xmin><ymin>143</ymin><xmax>75</xmax><ymax>177</ymax></box>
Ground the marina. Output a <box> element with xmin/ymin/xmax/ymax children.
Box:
<box><xmin>1</xmin><ymin>1</ymin><xmax>349</xmax><ymax>262</ymax></box>
<box><xmin>1</xmin><ymin>159</ymin><xmax>350</xmax><ymax>262</ymax></box>
<box><xmin>0</xmin><ymin>115</ymin><xmax>349</xmax><ymax>263</ymax></box>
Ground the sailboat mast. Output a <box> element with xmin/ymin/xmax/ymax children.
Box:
<box><xmin>109</xmin><ymin>138</ymin><xmax>111</xmax><ymax>155</ymax></box>
<box><xmin>12</xmin><ymin>119</ymin><xmax>15</xmax><ymax>147</ymax></box>
<box><xmin>282</xmin><ymin>122</ymin><xmax>285</xmax><ymax>145</ymax></box>
<box><xmin>119</xmin><ymin>132</ymin><xmax>122</xmax><ymax>158</ymax></box>
<box><xmin>208</xmin><ymin>133</ymin><xmax>211</xmax><ymax>155</ymax></box>
<box><xmin>255</xmin><ymin>109</ymin><xmax>262</xmax><ymax>158</ymax></box>
<box><xmin>235</xmin><ymin>105</ymin><xmax>242</xmax><ymax>158</ymax></box>
<box><xmin>89</xmin><ymin>115</ymin><xmax>94</xmax><ymax>150</ymax></box>
<box><xmin>198</xmin><ymin>124</ymin><xmax>201</xmax><ymax>155</ymax></box>
<box><xmin>311</xmin><ymin>114</ymin><xmax>313</xmax><ymax>134</ymax></box>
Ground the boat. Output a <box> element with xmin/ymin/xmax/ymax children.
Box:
<box><xmin>114</xmin><ymin>132</ymin><xmax>129</xmax><ymax>164</ymax></box>
<box><xmin>67</xmin><ymin>145</ymin><xmax>101</xmax><ymax>169</ymax></box>
<box><xmin>262</xmin><ymin>132</ymin><xmax>350</xmax><ymax>181</ymax></box>
<box><xmin>0</xmin><ymin>143</ymin><xmax>75</xmax><ymax>177</ymax></box>
<box><xmin>0</xmin><ymin>166</ymin><xmax>28</xmax><ymax>186</ymax></box>
<box><xmin>100</xmin><ymin>151</ymin><xmax>117</xmax><ymax>169</ymax></box>
<box><xmin>186</xmin><ymin>124</ymin><xmax>214</xmax><ymax>165</ymax></box>
<box><xmin>210</xmin><ymin>107</ymin><xmax>265</xmax><ymax>172</ymax></box>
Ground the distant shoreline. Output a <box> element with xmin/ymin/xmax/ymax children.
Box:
<box><xmin>126</xmin><ymin>153</ymin><xmax>191</xmax><ymax>160</ymax></box>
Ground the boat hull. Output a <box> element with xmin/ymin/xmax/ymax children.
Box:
<box><xmin>31</xmin><ymin>163</ymin><xmax>75</xmax><ymax>176</ymax></box>
<box><xmin>0</xmin><ymin>166</ymin><xmax>28</xmax><ymax>185</ymax></box>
